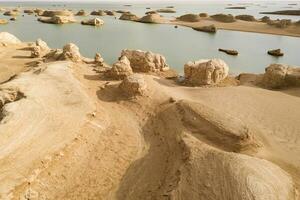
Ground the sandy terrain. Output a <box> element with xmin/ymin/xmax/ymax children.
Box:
<box><xmin>0</xmin><ymin>39</ymin><xmax>299</xmax><ymax>200</ymax></box>
<box><xmin>169</xmin><ymin>18</ymin><xmax>300</xmax><ymax>37</ymax></box>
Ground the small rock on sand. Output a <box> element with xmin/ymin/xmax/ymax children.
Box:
<box><xmin>119</xmin><ymin>74</ymin><xmax>147</xmax><ymax>96</ymax></box>
<box><xmin>193</xmin><ymin>25</ymin><xmax>217</xmax><ymax>33</ymax></box>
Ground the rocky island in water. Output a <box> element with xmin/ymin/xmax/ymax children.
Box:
<box><xmin>0</xmin><ymin>1</ymin><xmax>300</xmax><ymax>200</ymax></box>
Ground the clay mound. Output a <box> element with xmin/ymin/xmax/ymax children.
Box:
<box><xmin>211</xmin><ymin>14</ymin><xmax>236</xmax><ymax>23</ymax></box>
<box><xmin>199</xmin><ymin>13</ymin><xmax>208</xmax><ymax>17</ymax></box>
<box><xmin>177</xmin><ymin>14</ymin><xmax>201</xmax><ymax>22</ymax></box>
<box><xmin>139</xmin><ymin>13</ymin><xmax>163</xmax><ymax>23</ymax></box>
<box><xmin>235</xmin><ymin>14</ymin><xmax>256</xmax><ymax>21</ymax></box>
<box><xmin>41</xmin><ymin>10</ymin><xmax>73</xmax><ymax>17</ymax></box>
<box><xmin>267</xmin><ymin>19</ymin><xmax>292</xmax><ymax>28</ymax></box>
<box><xmin>0</xmin><ymin>32</ymin><xmax>21</xmax><ymax>44</ymax></box>
<box><xmin>119</xmin><ymin>12</ymin><xmax>139</xmax><ymax>21</ymax></box>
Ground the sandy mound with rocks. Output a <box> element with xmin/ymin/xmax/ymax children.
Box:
<box><xmin>177</xmin><ymin>14</ymin><xmax>201</xmax><ymax>22</ymax></box>
<box><xmin>0</xmin><ymin>35</ymin><xmax>300</xmax><ymax>200</ymax></box>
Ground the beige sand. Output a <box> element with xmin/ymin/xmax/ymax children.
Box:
<box><xmin>170</xmin><ymin>18</ymin><xmax>300</xmax><ymax>37</ymax></box>
<box><xmin>0</xmin><ymin>42</ymin><xmax>299</xmax><ymax>200</ymax></box>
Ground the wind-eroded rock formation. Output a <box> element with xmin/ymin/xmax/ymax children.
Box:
<box><xmin>184</xmin><ymin>59</ymin><xmax>229</xmax><ymax>86</ymax></box>
<box><xmin>121</xmin><ymin>49</ymin><xmax>170</xmax><ymax>72</ymax></box>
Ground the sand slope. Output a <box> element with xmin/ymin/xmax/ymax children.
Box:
<box><xmin>0</xmin><ymin>46</ymin><xmax>299</xmax><ymax>199</ymax></box>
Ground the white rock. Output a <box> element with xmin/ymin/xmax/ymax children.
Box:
<box><xmin>184</xmin><ymin>59</ymin><xmax>229</xmax><ymax>85</ymax></box>
<box><xmin>121</xmin><ymin>49</ymin><xmax>169</xmax><ymax>72</ymax></box>
<box><xmin>0</xmin><ymin>32</ymin><xmax>21</xmax><ymax>44</ymax></box>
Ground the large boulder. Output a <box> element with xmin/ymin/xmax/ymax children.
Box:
<box><xmin>177</xmin><ymin>14</ymin><xmax>201</xmax><ymax>22</ymax></box>
<box><xmin>30</xmin><ymin>46</ymin><xmax>41</xmax><ymax>58</ymax></box>
<box><xmin>121</xmin><ymin>49</ymin><xmax>169</xmax><ymax>72</ymax></box>
<box><xmin>24</xmin><ymin>9</ymin><xmax>35</xmax><ymax>15</ymax></box>
<box><xmin>199</xmin><ymin>13</ymin><xmax>208</xmax><ymax>17</ymax></box>
<box><xmin>139</xmin><ymin>13</ymin><xmax>163</xmax><ymax>23</ymax></box>
<box><xmin>235</xmin><ymin>14</ymin><xmax>256</xmax><ymax>21</ymax></box>
<box><xmin>119</xmin><ymin>12</ymin><xmax>139</xmax><ymax>21</ymax></box>
<box><xmin>38</xmin><ymin>15</ymin><xmax>76</xmax><ymax>24</ymax></box>
<box><xmin>211</xmin><ymin>14</ymin><xmax>236</xmax><ymax>23</ymax></box>
<box><xmin>119</xmin><ymin>74</ymin><xmax>147</xmax><ymax>96</ymax></box>
<box><xmin>184</xmin><ymin>59</ymin><xmax>229</xmax><ymax>86</ymax></box>
<box><xmin>81</xmin><ymin>18</ymin><xmax>104</xmax><ymax>26</ymax></box>
<box><xmin>107</xmin><ymin>56</ymin><xmax>133</xmax><ymax>79</ymax></box>
<box><xmin>262</xmin><ymin>64</ymin><xmax>300</xmax><ymax>88</ymax></box>
<box><xmin>0</xmin><ymin>32</ymin><xmax>21</xmax><ymax>44</ymax></box>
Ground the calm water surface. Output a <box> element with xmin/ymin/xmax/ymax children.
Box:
<box><xmin>0</xmin><ymin>1</ymin><xmax>300</xmax><ymax>74</ymax></box>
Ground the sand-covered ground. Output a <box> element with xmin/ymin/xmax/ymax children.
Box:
<box><xmin>0</xmin><ymin>35</ymin><xmax>300</xmax><ymax>200</ymax></box>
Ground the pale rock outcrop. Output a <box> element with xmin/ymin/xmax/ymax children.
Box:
<box><xmin>59</xmin><ymin>43</ymin><xmax>82</xmax><ymax>62</ymax></box>
<box><xmin>38</xmin><ymin>15</ymin><xmax>76</xmax><ymax>24</ymax></box>
<box><xmin>36</xmin><ymin>38</ymin><xmax>50</xmax><ymax>51</ymax></box>
<box><xmin>107</xmin><ymin>56</ymin><xmax>133</xmax><ymax>79</ymax></box>
<box><xmin>119</xmin><ymin>12</ymin><xmax>139</xmax><ymax>21</ymax></box>
<box><xmin>94</xmin><ymin>53</ymin><xmax>104</xmax><ymax>65</ymax></box>
<box><xmin>121</xmin><ymin>49</ymin><xmax>169</xmax><ymax>72</ymax></box>
<box><xmin>184</xmin><ymin>59</ymin><xmax>229</xmax><ymax>86</ymax></box>
<box><xmin>0</xmin><ymin>32</ymin><xmax>21</xmax><ymax>44</ymax></box>
<box><xmin>34</xmin><ymin>9</ymin><xmax>44</xmax><ymax>16</ymax></box>
<box><xmin>262</xmin><ymin>64</ymin><xmax>300</xmax><ymax>88</ymax></box>
<box><xmin>81</xmin><ymin>18</ymin><xmax>104</xmax><ymax>26</ymax></box>
<box><xmin>139</xmin><ymin>13</ymin><xmax>163</xmax><ymax>23</ymax></box>
<box><xmin>119</xmin><ymin>74</ymin><xmax>147</xmax><ymax>96</ymax></box>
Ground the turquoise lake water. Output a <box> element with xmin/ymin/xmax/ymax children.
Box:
<box><xmin>0</xmin><ymin>1</ymin><xmax>300</xmax><ymax>74</ymax></box>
